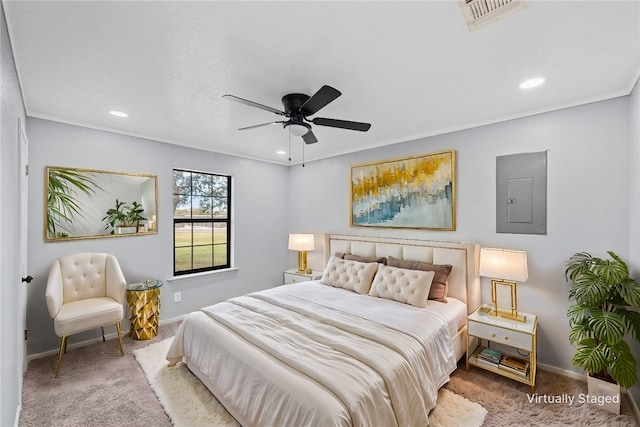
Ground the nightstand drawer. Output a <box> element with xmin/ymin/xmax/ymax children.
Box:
<box><xmin>468</xmin><ymin>321</ymin><xmax>532</xmax><ymax>351</ymax></box>
<box><xmin>283</xmin><ymin>270</ymin><xmax>322</xmax><ymax>284</ymax></box>
<box><xmin>284</xmin><ymin>273</ymin><xmax>305</xmax><ymax>284</ymax></box>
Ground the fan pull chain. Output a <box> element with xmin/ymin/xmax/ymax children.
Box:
<box><xmin>302</xmin><ymin>139</ymin><xmax>305</xmax><ymax>167</ymax></box>
<box><xmin>288</xmin><ymin>128</ymin><xmax>291</xmax><ymax>162</ymax></box>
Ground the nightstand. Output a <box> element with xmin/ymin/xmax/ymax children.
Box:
<box><xmin>283</xmin><ymin>268</ymin><xmax>322</xmax><ymax>284</ymax></box>
<box><xmin>466</xmin><ymin>305</ymin><xmax>538</xmax><ymax>393</ymax></box>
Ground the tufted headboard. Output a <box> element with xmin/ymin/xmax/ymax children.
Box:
<box><xmin>323</xmin><ymin>234</ymin><xmax>481</xmax><ymax>314</ymax></box>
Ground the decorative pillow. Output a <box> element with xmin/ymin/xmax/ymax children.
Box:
<box><xmin>320</xmin><ymin>256</ymin><xmax>379</xmax><ymax>294</ymax></box>
<box><xmin>387</xmin><ymin>256</ymin><xmax>452</xmax><ymax>303</ymax></box>
<box><xmin>369</xmin><ymin>264</ymin><xmax>435</xmax><ymax>308</ymax></box>
<box><xmin>334</xmin><ymin>252</ymin><xmax>346</xmax><ymax>259</ymax></box>
<box><xmin>343</xmin><ymin>254</ymin><xmax>387</xmax><ymax>265</ymax></box>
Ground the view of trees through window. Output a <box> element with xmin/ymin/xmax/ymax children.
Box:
<box><xmin>173</xmin><ymin>169</ymin><xmax>231</xmax><ymax>275</ymax></box>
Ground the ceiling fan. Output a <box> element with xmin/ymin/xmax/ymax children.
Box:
<box><xmin>222</xmin><ymin>85</ymin><xmax>371</xmax><ymax>144</ymax></box>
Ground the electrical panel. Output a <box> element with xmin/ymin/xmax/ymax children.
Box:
<box><xmin>496</xmin><ymin>151</ymin><xmax>547</xmax><ymax>235</ymax></box>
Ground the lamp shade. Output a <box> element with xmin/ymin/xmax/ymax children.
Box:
<box><xmin>288</xmin><ymin>234</ymin><xmax>315</xmax><ymax>251</ymax></box>
<box><xmin>479</xmin><ymin>247</ymin><xmax>528</xmax><ymax>282</ymax></box>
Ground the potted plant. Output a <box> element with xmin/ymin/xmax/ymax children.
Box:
<box><xmin>565</xmin><ymin>251</ymin><xmax>640</xmax><ymax>413</ymax></box>
<box><xmin>124</xmin><ymin>201</ymin><xmax>146</xmax><ymax>232</ymax></box>
<box><xmin>103</xmin><ymin>199</ymin><xmax>146</xmax><ymax>234</ymax></box>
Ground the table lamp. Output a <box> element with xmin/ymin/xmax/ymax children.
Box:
<box><xmin>479</xmin><ymin>247</ymin><xmax>528</xmax><ymax>322</ymax></box>
<box><xmin>288</xmin><ymin>233</ymin><xmax>315</xmax><ymax>273</ymax></box>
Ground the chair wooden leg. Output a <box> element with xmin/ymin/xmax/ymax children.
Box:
<box><xmin>55</xmin><ymin>336</ymin><xmax>67</xmax><ymax>378</ymax></box>
<box><xmin>101</xmin><ymin>327</ymin><xmax>106</xmax><ymax>342</ymax></box>
<box><xmin>116</xmin><ymin>322</ymin><xmax>124</xmax><ymax>356</ymax></box>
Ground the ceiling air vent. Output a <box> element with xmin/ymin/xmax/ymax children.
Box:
<box><xmin>458</xmin><ymin>0</ymin><xmax>528</xmax><ymax>32</ymax></box>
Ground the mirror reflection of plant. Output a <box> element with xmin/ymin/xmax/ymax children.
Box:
<box><xmin>102</xmin><ymin>199</ymin><xmax>127</xmax><ymax>233</ymax></box>
<box><xmin>102</xmin><ymin>199</ymin><xmax>146</xmax><ymax>234</ymax></box>
<box><xmin>47</xmin><ymin>168</ymin><xmax>101</xmax><ymax>238</ymax></box>
<box><xmin>125</xmin><ymin>201</ymin><xmax>146</xmax><ymax>227</ymax></box>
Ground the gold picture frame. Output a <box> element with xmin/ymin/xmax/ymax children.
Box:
<box><xmin>350</xmin><ymin>150</ymin><xmax>456</xmax><ymax>230</ymax></box>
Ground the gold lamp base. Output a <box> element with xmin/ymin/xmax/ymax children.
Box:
<box><xmin>493</xmin><ymin>308</ymin><xmax>527</xmax><ymax>323</ymax></box>
<box><xmin>491</xmin><ymin>279</ymin><xmax>527</xmax><ymax>323</ymax></box>
<box><xmin>297</xmin><ymin>251</ymin><xmax>308</xmax><ymax>273</ymax></box>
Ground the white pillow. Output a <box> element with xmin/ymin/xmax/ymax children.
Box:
<box><xmin>369</xmin><ymin>264</ymin><xmax>435</xmax><ymax>307</ymax></box>
<box><xmin>320</xmin><ymin>256</ymin><xmax>379</xmax><ymax>294</ymax></box>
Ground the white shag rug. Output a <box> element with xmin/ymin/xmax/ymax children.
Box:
<box><xmin>134</xmin><ymin>338</ymin><xmax>487</xmax><ymax>427</ymax></box>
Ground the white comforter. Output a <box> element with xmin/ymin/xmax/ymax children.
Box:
<box><xmin>166</xmin><ymin>281</ymin><xmax>457</xmax><ymax>427</ymax></box>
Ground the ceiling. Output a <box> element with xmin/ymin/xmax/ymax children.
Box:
<box><xmin>4</xmin><ymin>1</ymin><xmax>639</xmax><ymax>165</ymax></box>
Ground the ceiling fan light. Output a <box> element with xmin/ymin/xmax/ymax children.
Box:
<box><xmin>286</xmin><ymin>123</ymin><xmax>308</xmax><ymax>137</ymax></box>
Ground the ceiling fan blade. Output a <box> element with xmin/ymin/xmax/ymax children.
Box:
<box><xmin>222</xmin><ymin>94</ymin><xmax>285</xmax><ymax>116</ymax></box>
<box><xmin>238</xmin><ymin>121</ymin><xmax>284</xmax><ymax>131</ymax></box>
<box><xmin>300</xmin><ymin>85</ymin><xmax>341</xmax><ymax>116</ymax></box>
<box><xmin>302</xmin><ymin>130</ymin><xmax>318</xmax><ymax>145</ymax></box>
<box><xmin>312</xmin><ymin>117</ymin><xmax>371</xmax><ymax>132</ymax></box>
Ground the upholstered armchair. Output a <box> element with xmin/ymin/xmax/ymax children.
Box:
<box><xmin>45</xmin><ymin>253</ymin><xmax>126</xmax><ymax>378</ymax></box>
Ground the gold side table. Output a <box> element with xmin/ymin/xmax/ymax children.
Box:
<box><xmin>126</xmin><ymin>279</ymin><xmax>163</xmax><ymax>340</ymax></box>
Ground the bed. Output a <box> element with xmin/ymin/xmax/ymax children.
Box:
<box><xmin>166</xmin><ymin>234</ymin><xmax>481</xmax><ymax>426</ymax></box>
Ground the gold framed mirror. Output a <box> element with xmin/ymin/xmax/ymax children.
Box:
<box><xmin>45</xmin><ymin>166</ymin><xmax>158</xmax><ymax>241</ymax></box>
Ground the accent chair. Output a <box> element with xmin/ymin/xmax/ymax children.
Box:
<box><xmin>45</xmin><ymin>252</ymin><xmax>126</xmax><ymax>378</ymax></box>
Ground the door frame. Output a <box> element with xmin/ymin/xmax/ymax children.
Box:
<box><xmin>18</xmin><ymin>117</ymin><xmax>28</xmax><ymax>373</ymax></box>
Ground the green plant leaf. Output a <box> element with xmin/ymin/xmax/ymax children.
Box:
<box><xmin>568</xmin><ymin>322</ymin><xmax>592</xmax><ymax>345</ymax></box>
<box><xmin>567</xmin><ymin>304</ymin><xmax>592</xmax><ymax>325</ymax></box>
<box><xmin>617</xmin><ymin>279</ymin><xmax>640</xmax><ymax>307</ymax></box>
<box><xmin>616</xmin><ymin>308</ymin><xmax>640</xmax><ymax>342</ymax></box>
<box><xmin>47</xmin><ymin>168</ymin><xmax>101</xmax><ymax>236</ymax></box>
<box><xmin>588</xmin><ymin>310</ymin><xmax>625</xmax><ymax>345</ymax></box>
<box><xmin>608</xmin><ymin>341</ymin><xmax>637</xmax><ymax>388</ymax></box>
<box><xmin>565</xmin><ymin>252</ymin><xmax>595</xmax><ymax>282</ymax></box>
<box><xmin>572</xmin><ymin>338</ymin><xmax>608</xmax><ymax>374</ymax></box>
<box><xmin>571</xmin><ymin>273</ymin><xmax>609</xmax><ymax>307</ymax></box>
<box><xmin>606</xmin><ymin>251</ymin><xmax>629</xmax><ymax>277</ymax></box>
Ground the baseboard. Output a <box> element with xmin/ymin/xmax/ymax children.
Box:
<box><xmin>536</xmin><ymin>361</ymin><xmax>586</xmax><ymax>382</ymax></box>
<box><xmin>27</xmin><ymin>315</ymin><xmax>185</xmax><ymax>362</ymax></box>
<box><xmin>14</xmin><ymin>403</ymin><xmax>21</xmax><ymax>427</ymax></box>
<box><xmin>27</xmin><ymin>332</ymin><xmax>122</xmax><ymax>361</ymax></box>
<box><xmin>160</xmin><ymin>314</ymin><xmax>186</xmax><ymax>325</ymax></box>
<box><xmin>626</xmin><ymin>387</ymin><xmax>640</xmax><ymax>425</ymax></box>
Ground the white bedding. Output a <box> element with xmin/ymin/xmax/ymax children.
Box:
<box><xmin>167</xmin><ymin>281</ymin><xmax>462</xmax><ymax>427</ymax></box>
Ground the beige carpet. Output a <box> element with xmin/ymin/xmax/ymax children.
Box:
<box><xmin>19</xmin><ymin>323</ymin><xmax>179</xmax><ymax>427</ymax></box>
<box><xmin>134</xmin><ymin>337</ymin><xmax>487</xmax><ymax>427</ymax></box>
<box><xmin>446</xmin><ymin>361</ymin><xmax>638</xmax><ymax>427</ymax></box>
<box><xmin>20</xmin><ymin>324</ymin><xmax>638</xmax><ymax>427</ymax></box>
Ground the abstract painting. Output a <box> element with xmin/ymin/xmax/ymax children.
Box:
<box><xmin>350</xmin><ymin>150</ymin><xmax>456</xmax><ymax>230</ymax></box>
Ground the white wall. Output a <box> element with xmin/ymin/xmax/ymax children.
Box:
<box><xmin>629</xmin><ymin>77</ymin><xmax>640</xmax><ymax>404</ymax></box>
<box><xmin>288</xmin><ymin>97</ymin><xmax>633</xmax><ymax>382</ymax></box>
<box><xmin>0</xmin><ymin>4</ymin><xmax>26</xmax><ymax>426</ymax></box>
<box><xmin>26</xmin><ymin>117</ymin><xmax>291</xmax><ymax>355</ymax></box>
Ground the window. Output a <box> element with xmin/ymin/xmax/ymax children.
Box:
<box><xmin>173</xmin><ymin>169</ymin><xmax>231</xmax><ymax>275</ymax></box>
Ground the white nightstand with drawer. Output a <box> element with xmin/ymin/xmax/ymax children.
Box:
<box><xmin>466</xmin><ymin>305</ymin><xmax>538</xmax><ymax>393</ymax></box>
<box><xmin>283</xmin><ymin>269</ymin><xmax>322</xmax><ymax>284</ymax></box>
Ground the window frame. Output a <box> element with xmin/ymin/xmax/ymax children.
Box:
<box><xmin>173</xmin><ymin>169</ymin><xmax>231</xmax><ymax>276</ymax></box>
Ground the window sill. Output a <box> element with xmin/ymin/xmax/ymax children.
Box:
<box><xmin>167</xmin><ymin>267</ymin><xmax>239</xmax><ymax>284</ymax></box>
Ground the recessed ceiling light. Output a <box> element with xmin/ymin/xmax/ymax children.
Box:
<box><xmin>109</xmin><ymin>110</ymin><xmax>128</xmax><ymax>118</ymax></box>
<box><xmin>519</xmin><ymin>77</ymin><xmax>545</xmax><ymax>89</ymax></box>
<box><xmin>276</xmin><ymin>150</ymin><xmax>286</xmax><ymax>155</ymax></box>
